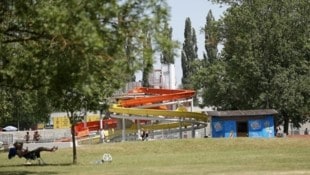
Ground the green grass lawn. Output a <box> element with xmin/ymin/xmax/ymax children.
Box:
<box><xmin>1</xmin><ymin>138</ymin><xmax>310</xmax><ymax>175</ymax></box>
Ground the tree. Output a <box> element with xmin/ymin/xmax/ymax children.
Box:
<box><xmin>202</xmin><ymin>0</ymin><xmax>309</xmax><ymax>133</ymax></box>
<box><xmin>181</xmin><ymin>18</ymin><xmax>198</xmax><ymax>89</ymax></box>
<box><xmin>203</xmin><ymin>10</ymin><xmax>220</xmax><ymax>64</ymax></box>
<box><xmin>0</xmin><ymin>88</ymin><xmax>12</xmax><ymax>125</ymax></box>
<box><xmin>0</xmin><ymin>0</ymin><xmax>171</xmax><ymax>164</ymax></box>
<box><xmin>160</xmin><ymin>23</ymin><xmax>176</xmax><ymax>65</ymax></box>
<box><xmin>142</xmin><ymin>32</ymin><xmax>153</xmax><ymax>87</ymax></box>
<box><xmin>0</xmin><ymin>1</ymin><xmax>56</xmax><ymax>128</ymax></box>
<box><xmin>190</xmin><ymin>10</ymin><xmax>221</xmax><ymax>107</ymax></box>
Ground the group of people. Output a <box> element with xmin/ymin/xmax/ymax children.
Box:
<box><xmin>24</xmin><ymin>131</ymin><xmax>41</xmax><ymax>143</ymax></box>
<box><xmin>7</xmin><ymin>131</ymin><xmax>59</xmax><ymax>163</ymax></box>
<box><xmin>276</xmin><ymin>126</ymin><xmax>309</xmax><ymax>137</ymax></box>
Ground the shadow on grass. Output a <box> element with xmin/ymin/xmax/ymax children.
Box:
<box><xmin>0</xmin><ymin>171</ymin><xmax>58</xmax><ymax>175</ymax></box>
<box><xmin>0</xmin><ymin>163</ymin><xmax>72</xmax><ymax>168</ymax></box>
<box><xmin>0</xmin><ymin>163</ymin><xmax>73</xmax><ymax>175</ymax></box>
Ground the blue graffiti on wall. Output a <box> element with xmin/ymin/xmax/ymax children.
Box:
<box><xmin>212</xmin><ymin>118</ymin><xmax>224</xmax><ymax>137</ymax></box>
<box><xmin>248</xmin><ymin>116</ymin><xmax>274</xmax><ymax>138</ymax></box>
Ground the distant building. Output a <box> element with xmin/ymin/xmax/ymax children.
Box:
<box><xmin>207</xmin><ymin>109</ymin><xmax>278</xmax><ymax>138</ymax></box>
<box><xmin>148</xmin><ymin>64</ymin><xmax>176</xmax><ymax>89</ymax></box>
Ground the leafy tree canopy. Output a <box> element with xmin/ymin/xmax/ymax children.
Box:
<box><xmin>0</xmin><ymin>0</ymin><xmax>171</xmax><ymax>163</ymax></box>
<box><xmin>196</xmin><ymin>0</ymin><xmax>309</xmax><ymax>131</ymax></box>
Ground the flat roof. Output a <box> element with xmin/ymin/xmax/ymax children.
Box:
<box><xmin>206</xmin><ymin>109</ymin><xmax>278</xmax><ymax>117</ymax></box>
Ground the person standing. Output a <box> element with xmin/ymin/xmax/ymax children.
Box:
<box><xmin>276</xmin><ymin>126</ymin><xmax>283</xmax><ymax>137</ymax></box>
<box><xmin>145</xmin><ymin>130</ymin><xmax>149</xmax><ymax>141</ymax></box>
<box><xmin>305</xmin><ymin>128</ymin><xmax>309</xmax><ymax>135</ymax></box>
<box><xmin>141</xmin><ymin>129</ymin><xmax>146</xmax><ymax>141</ymax></box>
<box><xmin>100</xmin><ymin>129</ymin><xmax>105</xmax><ymax>143</ymax></box>
<box><xmin>24</xmin><ymin>132</ymin><xmax>30</xmax><ymax>143</ymax></box>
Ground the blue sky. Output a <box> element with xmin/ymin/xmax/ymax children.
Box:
<box><xmin>167</xmin><ymin>0</ymin><xmax>227</xmax><ymax>86</ymax></box>
<box><xmin>136</xmin><ymin>0</ymin><xmax>227</xmax><ymax>86</ymax></box>
<box><xmin>168</xmin><ymin>0</ymin><xmax>226</xmax><ymax>57</ymax></box>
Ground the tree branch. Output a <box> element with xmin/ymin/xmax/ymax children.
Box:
<box><xmin>2</xmin><ymin>26</ymin><xmax>52</xmax><ymax>43</ymax></box>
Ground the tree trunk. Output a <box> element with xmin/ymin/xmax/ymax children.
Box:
<box><xmin>71</xmin><ymin>124</ymin><xmax>77</xmax><ymax>164</ymax></box>
<box><xmin>283</xmin><ymin>114</ymin><xmax>289</xmax><ymax>135</ymax></box>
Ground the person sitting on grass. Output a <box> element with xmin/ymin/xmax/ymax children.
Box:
<box><xmin>8</xmin><ymin>141</ymin><xmax>58</xmax><ymax>161</ymax></box>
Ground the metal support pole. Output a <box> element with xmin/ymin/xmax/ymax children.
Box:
<box><xmin>179</xmin><ymin>117</ymin><xmax>183</xmax><ymax>139</ymax></box>
<box><xmin>99</xmin><ymin>110</ymin><xmax>104</xmax><ymax>143</ymax></box>
<box><xmin>191</xmin><ymin>98</ymin><xmax>195</xmax><ymax>138</ymax></box>
<box><xmin>137</xmin><ymin>119</ymin><xmax>141</xmax><ymax>140</ymax></box>
<box><xmin>204</xmin><ymin>125</ymin><xmax>207</xmax><ymax>138</ymax></box>
<box><xmin>122</xmin><ymin>118</ymin><xmax>126</xmax><ymax>142</ymax></box>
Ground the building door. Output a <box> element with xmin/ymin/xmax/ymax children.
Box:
<box><xmin>237</xmin><ymin>121</ymin><xmax>248</xmax><ymax>137</ymax></box>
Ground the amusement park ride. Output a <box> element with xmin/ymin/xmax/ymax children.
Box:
<box><xmin>74</xmin><ymin>87</ymin><xmax>208</xmax><ymax>141</ymax></box>
<box><xmin>74</xmin><ymin>64</ymin><xmax>208</xmax><ymax>141</ymax></box>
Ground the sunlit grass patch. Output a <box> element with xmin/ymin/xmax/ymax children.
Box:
<box><xmin>1</xmin><ymin>138</ymin><xmax>310</xmax><ymax>175</ymax></box>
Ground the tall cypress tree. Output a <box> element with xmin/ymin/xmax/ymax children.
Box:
<box><xmin>181</xmin><ymin>18</ymin><xmax>198</xmax><ymax>89</ymax></box>
<box><xmin>142</xmin><ymin>32</ymin><xmax>153</xmax><ymax>87</ymax></box>
<box><xmin>160</xmin><ymin>23</ymin><xmax>175</xmax><ymax>64</ymax></box>
<box><xmin>203</xmin><ymin>10</ymin><xmax>219</xmax><ymax>64</ymax></box>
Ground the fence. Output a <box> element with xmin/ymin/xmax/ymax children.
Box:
<box><xmin>0</xmin><ymin>129</ymin><xmax>71</xmax><ymax>145</ymax></box>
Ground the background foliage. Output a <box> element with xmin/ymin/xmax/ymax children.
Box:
<box><xmin>192</xmin><ymin>0</ymin><xmax>309</xmax><ymax>132</ymax></box>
